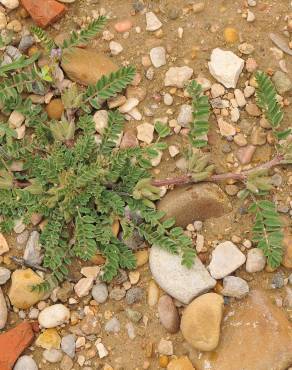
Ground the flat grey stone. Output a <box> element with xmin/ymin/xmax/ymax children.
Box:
<box><xmin>149</xmin><ymin>245</ymin><xmax>216</xmax><ymax>304</ymax></box>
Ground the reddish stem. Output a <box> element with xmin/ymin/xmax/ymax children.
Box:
<box><xmin>151</xmin><ymin>154</ymin><xmax>285</xmax><ymax>187</ymax></box>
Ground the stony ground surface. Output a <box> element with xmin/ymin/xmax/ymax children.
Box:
<box><xmin>0</xmin><ymin>0</ymin><xmax>292</xmax><ymax>369</ymax></box>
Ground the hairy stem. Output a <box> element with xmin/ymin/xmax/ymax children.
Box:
<box><xmin>152</xmin><ymin>154</ymin><xmax>285</xmax><ymax>187</ymax></box>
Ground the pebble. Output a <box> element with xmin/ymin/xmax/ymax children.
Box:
<box><xmin>0</xmin><ymin>267</ymin><xmax>11</xmax><ymax>285</ymax></box>
<box><xmin>18</xmin><ymin>35</ymin><xmax>35</xmax><ymax>52</ymax></box>
<box><xmin>60</xmin><ymin>355</ymin><xmax>73</xmax><ymax>370</ymax></box>
<box><xmin>150</xmin><ymin>47</ymin><xmax>166</xmax><ymax>68</ymax></box>
<box><xmin>218</xmin><ymin>118</ymin><xmax>236</xmax><ymax>137</ymax></box>
<box><xmin>8</xmin><ymin>111</ymin><xmax>25</xmax><ymax>128</ymax></box>
<box><xmin>163</xmin><ymin>93</ymin><xmax>173</xmax><ymax>105</ymax></box>
<box><xmin>238</xmin><ymin>43</ymin><xmax>255</xmax><ymax>55</ymax></box>
<box><xmin>135</xmin><ymin>250</ymin><xmax>149</xmax><ymax>267</ymax></box>
<box><xmin>8</xmin><ymin>269</ymin><xmax>44</xmax><ymax>309</ymax></box>
<box><xmin>80</xmin><ymin>266</ymin><xmax>99</xmax><ymax>279</ymax></box>
<box><xmin>0</xmin><ymin>287</ymin><xmax>7</xmax><ymax>329</ymax></box>
<box><xmin>164</xmin><ymin>66</ymin><xmax>193</xmax><ymax>88</ymax></box>
<box><xmin>74</xmin><ymin>277</ymin><xmax>94</xmax><ymax>298</ymax></box>
<box><xmin>211</xmin><ymin>83</ymin><xmax>225</xmax><ymax>98</ymax></box>
<box><xmin>234</xmin><ymin>89</ymin><xmax>246</xmax><ymax>107</ymax></box>
<box><xmin>7</xmin><ymin>19</ymin><xmax>22</xmax><ymax>32</ymax></box>
<box><xmin>146</xmin><ymin>12</ymin><xmax>162</xmax><ymax>31</ymax></box>
<box><xmin>96</xmin><ymin>342</ymin><xmax>108</xmax><ymax>358</ymax></box>
<box><xmin>61</xmin><ymin>334</ymin><xmax>76</xmax><ymax>358</ymax></box>
<box><xmin>126</xmin><ymin>287</ymin><xmax>144</xmax><ymax>305</ymax></box>
<box><xmin>0</xmin><ymin>234</ymin><xmax>9</xmax><ymax>256</ymax></box>
<box><xmin>246</xmin><ymin>248</ymin><xmax>266</xmax><ymax>273</ymax></box>
<box><xmin>150</xmin><ymin>245</ymin><xmax>216</xmax><ymax>304</ymax></box>
<box><xmin>80</xmin><ymin>313</ymin><xmax>101</xmax><ymax>335</ymax></box>
<box><xmin>169</xmin><ymin>145</ymin><xmax>179</xmax><ymax>157</ymax></box>
<box><xmin>158</xmin><ymin>339</ymin><xmax>173</xmax><ymax>356</ymax></box>
<box><xmin>222</xmin><ymin>276</ymin><xmax>249</xmax><ymax>298</ymax></box>
<box><xmin>158</xmin><ymin>295</ymin><xmax>180</xmax><ymax>333</ymax></box>
<box><xmin>191</xmin><ymin>1</ymin><xmax>205</xmax><ymax>12</ymax></box>
<box><xmin>223</xmin><ymin>27</ymin><xmax>238</xmax><ymax>43</ymax></box>
<box><xmin>246</xmin><ymin>103</ymin><xmax>261</xmax><ymax>116</ymax></box>
<box><xmin>247</xmin><ymin>10</ymin><xmax>255</xmax><ymax>22</ymax></box>
<box><xmin>94</xmin><ymin>110</ymin><xmax>108</xmax><ymax>134</ymax></box>
<box><xmin>272</xmin><ymin>71</ymin><xmax>292</xmax><ymax>95</ymax></box>
<box><xmin>250</xmin><ymin>127</ymin><xmax>266</xmax><ymax>146</ymax></box>
<box><xmin>177</xmin><ymin>104</ymin><xmax>192</xmax><ymax>127</ymax></box>
<box><xmin>181</xmin><ymin>293</ymin><xmax>224</xmax><ymax>351</ymax></box>
<box><xmin>109</xmin><ymin>287</ymin><xmax>126</xmax><ymax>301</ymax></box>
<box><xmin>43</xmin><ymin>349</ymin><xmax>63</xmax><ymax>363</ymax></box>
<box><xmin>126</xmin><ymin>308</ymin><xmax>142</xmax><ymax>323</ymax></box>
<box><xmin>137</xmin><ymin>123</ymin><xmax>154</xmax><ymax>144</ymax></box>
<box><xmin>14</xmin><ymin>356</ymin><xmax>38</xmax><ymax>370</ymax></box>
<box><xmin>147</xmin><ymin>280</ymin><xmax>160</xmax><ymax>306</ymax></box>
<box><xmin>129</xmin><ymin>271</ymin><xmax>140</xmax><ymax>285</ymax></box>
<box><xmin>119</xmin><ymin>98</ymin><xmax>139</xmax><ymax>113</ymax></box>
<box><xmin>208</xmin><ymin>241</ymin><xmax>246</xmax><ymax>279</ymax></box>
<box><xmin>36</xmin><ymin>328</ymin><xmax>61</xmax><ymax>350</ymax></box>
<box><xmin>167</xmin><ymin>356</ymin><xmax>195</xmax><ymax>370</ymax></box>
<box><xmin>105</xmin><ymin>317</ymin><xmax>120</xmax><ymax>333</ymax></box>
<box><xmin>0</xmin><ymin>12</ymin><xmax>7</xmax><ymax>30</ymax></box>
<box><xmin>244</xmin><ymin>85</ymin><xmax>255</xmax><ymax>98</ymax></box>
<box><xmin>24</xmin><ymin>231</ymin><xmax>42</xmax><ymax>265</ymax></box>
<box><xmin>245</xmin><ymin>57</ymin><xmax>258</xmax><ymax>72</ymax></box>
<box><xmin>236</xmin><ymin>145</ymin><xmax>256</xmax><ymax>165</ymax></box>
<box><xmin>271</xmin><ymin>273</ymin><xmax>285</xmax><ymax>289</ymax></box>
<box><xmin>92</xmin><ymin>283</ymin><xmax>108</xmax><ymax>304</ymax></box>
<box><xmin>46</xmin><ymin>99</ymin><xmax>64</xmax><ymax>120</ymax></box>
<box><xmin>0</xmin><ymin>0</ymin><xmax>19</xmax><ymax>9</ymax></box>
<box><xmin>208</xmin><ymin>48</ymin><xmax>244</xmax><ymax>88</ymax></box>
<box><xmin>109</xmin><ymin>41</ymin><xmax>123</xmax><ymax>55</ymax></box>
<box><xmin>114</xmin><ymin>20</ymin><xmax>132</xmax><ymax>33</ymax></box>
<box><xmin>225</xmin><ymin>184</ymin><xmax>239</xmax><ymax>196</ymax></box>
<box><xmin>38</xmin><ymin>304</ymin><xmax>70</xmax><ymax>328</ymax></box>
<box><xmin>234</xmin><ymin>133</ymin><xmax>247</xmax><ymax>147</ymax></box>
<box><xmin>124</xmin><ymin>322</ymin><xmax>135</xmax><ymax>340</ymax></box>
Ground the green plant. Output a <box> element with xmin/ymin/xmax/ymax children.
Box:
<box><xmin>0</xmin><ymin>18</ymin><xmax>196</xmax><ymax>291</ymax></box>
<box><xmin>187</xmin><ymin>80</ymin><xmax>211</xmax><ymax>148</ymax></box>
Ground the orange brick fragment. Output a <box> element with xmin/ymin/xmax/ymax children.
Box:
<box><xmin>0</xmin><ymin>321</ymin><xmax>34</xmax><ymax>370</ymax></box>
<box><xmin>20</xmin><ymin>0</ymin><xmax>67</xmax><ymax>28</ymax></box>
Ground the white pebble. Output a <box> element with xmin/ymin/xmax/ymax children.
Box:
<box><xmin>109</xmin><ymin>41</ymin><xmax>123</xmax><ymax>55</ymax></box>
<box><xmin>150</xmin><ymin>47</ymin><xmax>166</xmax><ymax>68</ymax></box>
<box><xmin>146</xmin><ymin>12</ymin><xmax>162</xmax><ymax>31</ymax></box>
<box><xmin>247</xmin><ymin>10</ymin><xmax>255</xmax><ymax>22</ymax></box>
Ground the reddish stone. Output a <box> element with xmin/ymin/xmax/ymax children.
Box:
<box><xmin>30</xmin><ymin>321</ymin><xmax>40</xmax><ymax>333</ymax></box>
<box><xmin>0</xmin><ymin>321</ymin><xmax>34</xmax><ymax>370</ymax></box>
<box><xmin>20</xmin><ymin>0</ymin><xmax>67</xmax><ymax>28</ymax></box>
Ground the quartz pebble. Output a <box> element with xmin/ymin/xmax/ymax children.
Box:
<box><xmin>109</xmin><ymin>41</ymin><xmax>123</xmax><ymax>55</ymax></box>
<box><xmin>38</xmin><ymin>304</ymin><xmax>70</xmax><ymax>328</ymax></box>
<box><xmin>74</xmin><ymin>277</ymin><xmax>94</xmax><ymax>298</ymax></box>
<box><xmin>43</xmin><ymin>349</ymin><xmax>62</xmax><ymax>363</ymax></box>
<box><xmin>164</xmin><ymin>93</ymin><xmax>173</xmax><ymax>105</ymax></box>
<box><xmin>92</xmin><ymin>283</ymin><xmax>108</xmax><ymax>304</ymax></box>
<box><xmin>164</xmin><ymin>66</ymin><xmax>193</xmax><ymax>88</ymax></box>
<box><xmin>146</xmin><ymin>12</ymin><xmax>162</xmax><ymax>31</ymax></box>
<box><xmin>94</xmin><ymin>110</ymin><xmax>108</xmax><ymax>134</ymax></box>
<box><xmin>208</xmin><ymin>241</ymin><xmax>246</xmax><ymax>279</ymax></box>
<box><xmin>150</xmin><ymin>47</ymin><xmax>166</xmax><ymax>68</ymax></box>
<box><xmin>158</xmin><ymin>339</ymin><xmax>173</xmax><ymax>355</ymax></box>
<box><xmin>177</xmin><ymin>104</ymin><xmax>192</xmax><ymax>127</ymax></box>
<box><xmin>0</xmin><ymin>0</ymin><xmax>19</xmax><ymax>9</ymax></box>
<box><xmin>105</xmin><ymin>317</ymin><xmax>120</xmax><ymax>333</ymax></box>
<box><xmin>24</xmin><ymin>231</ymin><xmax>42</xmax><ymax>265</ymax></box>
<box><xmin>14</xmin><ymin>356</ymin><xmax>38</xmax><ymax>370</ymax></box>
<box><xmin>61</xmin><ymin>334</ymin><xmax>76</xmax><ymax>358</ymax></box>
<box><xmin>246</xmin><ymin>248</ymin><xmax>266</xmax><ymax>273</ymax></box>
<box><xmin>222</xmin><ymin>276</ymin><xmax>249</xmax><ymax>298</ymax></box>
<box><xmin>208</xmin><ymin>48</ymin><xmax>244</xmax><ymax>88</ymax></box>
<box><xmin>137</xmin><ymin>123</ymin><xmax>154</xmax><ymax>144</ymax></box>
<box><xmin>0</xmin><ymin>267</ymin><xmax>11</xmax><ymax>285</ymax></box>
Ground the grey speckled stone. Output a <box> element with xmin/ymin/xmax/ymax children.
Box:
<box><xmin>149</xmin><ymin>245</ymin><xmax>216</xmax><ymax>304</ymax></box>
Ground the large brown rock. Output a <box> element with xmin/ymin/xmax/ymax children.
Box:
<box><xmin>157</xmin><ymin>183</ymin><xmax>231</xmax><ymax>227</ymax></box>
<box><xmin>191</xmin><ymin>290</ymin><xmax>292</xmax><ymax>370</ymax></box>
<box><xmin>61</xmin><ymin>48</ymin><xmax>119</xmax><ymax>86</ymax></box>
<box><xmin>181</xmin><ymin>293</ymin><xmax>224</xmax><ymax>351</ymax></box>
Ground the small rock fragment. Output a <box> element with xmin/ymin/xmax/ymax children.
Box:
<box><xmin>208</xmin><ymin>241</ymin><xmax>246</xmax><ymax>279</ymax></box>
<box><xmin>158</xmin><ymin>339</ymin><xmax>173</xmax><ymax>356</ymax></box>
<box><xmin>158</xmin><ymin>295</ymin><xmax>180</xmax><ymax>333</ymax></box>
<box><xmin>38</xmin><ymin>304</ymin><xmax>70</xmax><ymax>328</ymax></box>
<box><xmin>208</xmin><ymin>48</ymin><xmax>244</xmax><ymax>88</ymax></box>
<box><xmin>150</xmin><ymin>47</ymin><xmax>166</xmax><ymax>68</ymax></box>
<box><xmin>222</xmin><ymin>276</ymin><xmax>249</xmax><ymax>298</ymax></box>
<box><xmin>146</xmin><ymin>12</ymin><xmax>162</xmax><ymax>31</ymax></box>
<box><xmin>14</xmin><ymin>356</ymin><xmax>38</xmax><ymax>370</ymax></box>
<box><xmin>137</xmin><ymin>123</ymin><xmax>154</xmax><ymax>144</ymax></box>
<box><xmin>164</xmin><ymin>66</ymin><xmax>193</xmax><ymax>88</ymax></box>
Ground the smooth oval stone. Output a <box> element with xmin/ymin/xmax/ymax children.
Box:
<box><xmin>157</xmin><ymin>183</ymin><xmax>231</xmax><ymax>228</ymax></box>
<box><xmin>158</xmin><ymin>295</ymin><xmax>180</xmax><ymax>333</ymax></box>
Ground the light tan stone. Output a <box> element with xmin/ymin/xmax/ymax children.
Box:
<box><xmin>180</xmin><ymin>293</ymin><xmax>224</xmax><ymax>351</ymax></box>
